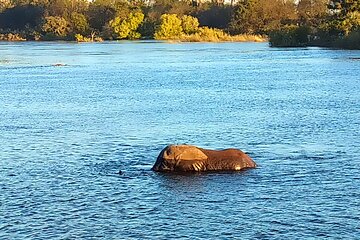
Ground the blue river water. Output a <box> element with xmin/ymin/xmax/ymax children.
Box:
<box><xmin>0</xmin><ymin>41</ymin><xmax>359</xmax><ymax>239</ymax></box>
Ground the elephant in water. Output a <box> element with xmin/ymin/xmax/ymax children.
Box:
<box><xmin>152</xmin><ymin>145</ymin><xmax>256</xmax><ymax>172</ymax></box>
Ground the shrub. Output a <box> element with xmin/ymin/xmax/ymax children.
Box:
<box><xmin>74</xmin><ymin>33</ymin><xmax>103</xmax><ymax>42</ymax></box>
<box><xmin>341</xmin><ymin>11</ymin><xmax>360</xmax><ymax>35</ymax></box>
<box><xmin>70</xmin><ymin>12</ymin><xmax>89</xmax><ymax>36</ymax></box>
<box><xmin>154</xmin><ymin>14</ymin><xmax>183</xmax><ymax>40</ymax></box>
<box><xmin>0</xmin><ymin>32</ymin><xmax>26</xmax><ymax>41</ymax></box>
<box><xmin>74</xmin><ymin>33</ymin><xmax>91</xmax><ymax>42</ymax></box>
<box><xmin>269</xmin><ymin>25</ymin><xmax>311</xmax><ymax>47</ymax></box>
<box><xmin>42</xmin><ymin>16</ymin><xmax>69</xmax><ymax>39</ymax></box>
<box><xmin>181</xmin><ymin>15</ymin><xmax>199</xmax><ymax>35</ymax></box>
<box><xmin>109</xmin><ymin>12</ymin><xmax>144</xmax><ymax>40</ymax></box>
<box><xmin>334</xmin><ymin>30</ymin><xmax>360</xmax><ymax>49</ymax></box>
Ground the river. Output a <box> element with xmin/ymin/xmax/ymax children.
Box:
<box><xmin>1</xmin><ymin>41</ymin><xmax>359</xmax><ymax>239</ymax></box>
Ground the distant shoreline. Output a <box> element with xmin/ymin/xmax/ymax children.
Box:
<box><xmin>0</xmin><ymin>35</ymin><xmax>268</xmax><ymax>43</ymax></box>
<box><xmin>2</xmin><ymin>36</ymin><xmax>359</xmax><ymax>50</ymax></box>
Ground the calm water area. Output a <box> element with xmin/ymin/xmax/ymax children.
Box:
<box><xmin>0</xmin><ymin>41</ymin><xmax>360</xmax><ymax>239</ymax></box>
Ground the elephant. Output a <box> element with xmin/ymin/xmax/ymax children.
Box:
<box><xmin>152</xmin><ymin>144</ymin><xmax>256</xmax><ymax>172</ymax></box>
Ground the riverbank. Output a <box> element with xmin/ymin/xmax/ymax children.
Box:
<box><xmin>168</xmin><ymin>33</ymin><xmax>266</xmax><ymax>43</ymax></box>
<box><xmin>0</xmin><ymin>33</ymin><xmax>26</xmax><ymax>41</ymax></box>
<box><xmin>268</xmin><ymin>26</ymin><xmax>360</xmax><ymax>50</ymax></box>
<box><xmin>0</xmin><ymin>32</ymin><xmax>267</xmax><ymax>43</ymax></box>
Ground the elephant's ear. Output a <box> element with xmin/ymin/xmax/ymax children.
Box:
<box><xmin>176</xmin><ymin>146</ymin><xmax>208</xmax><ymax>161</ymax></box>
<box><xmin>163</xmin><ymin>145</ymin><xmax>208</xmax><ymax>161</ymax></box>
<box><xmin>152</xmin><ymin>147</ymin><xmax>169</xmax><ymax>171</ymax></box>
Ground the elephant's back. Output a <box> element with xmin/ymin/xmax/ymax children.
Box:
<box><xmin>200</xmin><ymin>148</ymin><xmax>256</xmax><ymax>170</ymax></box>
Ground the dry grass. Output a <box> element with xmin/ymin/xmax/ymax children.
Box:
<box><xmin>75</xmin><ymin>34</ymin><xmax>104</xmax><ymax>42</ymax></box>
<box><xmin>178</xmin><ymin>34</ymin><xmax>267</xmax><ymax>42</ymax></box>
<box><xmin>229</xmin><ymin>34</ymin><xmax>267</xmax><ymax>42</ymax></box>
<box><xmin>173</xmin><ymin>28</ymin><xmax>267</xmax><ymax>42</ymax></box>
<box><xmin>0</xmin><ymin>33</ymin><xmax>26</xmax><ymax>41</ymax></box>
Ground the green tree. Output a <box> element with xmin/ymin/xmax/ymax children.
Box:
<box><xmin>298</xmin><ymin>0</ymin><xmax>314</xmax><ymax>24</ymax></box>
<box><xmin>70</xmin><ymin>12</ymin><xmax>89</xmax><ymax>35</ymax></box>
<box><xmin>109</xmin><ymin>11</ymin><xmax>144</xmax><ymax>39</ymax></box>
<box><xmin>42</xmin><ymin>15</ymin><xmax>69</xmax><ymax>38</ymax></box>
<box><xmin>327</xmin><ymin>0</ymin><xmax>360</xmax><ymax>35</ymax></box>
<box><xmin>181</xmin><ymin>15</ymin><xmax>199</xmax><ymax>34</ymax></box>
<box><xmin>0</xmin><ymin>4</ymin><xmax>43</xmax><ymax>30</ymax></box>
<box><xmin>230</xmin><ymin>0</ymin><xmax>296</xmax><ymax>34</ymax></box>
<box><xmin>45</xmin><ymin>0</ymin><xmax>88</xmax><ymax>18</ymax></box>
<box><xmin>269</xmin><ymin>25</ymin><xmax>311</xmax><ymax>47</ymax></box>
<box><xmin>229</xmin><ymin>0</ymin><xmax>257</xmax><ymax>34</ymax></box>
<box><xmin>196</xmin><ymin>5</ymin><xmax>232</xmax><ymax>30</ymax></box>
<box><xmin>167</xmin><ymin>0</ymin><xmax>192</xmax><ymax>16</ymax></box>
<box><xmin>154</xmin><ymin>13</ymin><xmax>183</xmax><ymax>39</ymax></box>
<box><xmin>329</xmin><ymin>0</ymin><xmax>360</xmax><ymax>17</ymax></box>
<box><xmin>297</xmin><ymin>0</ymin><xmax>328</xmax><ymax>26</ymax></box>
<box><xmin>341</xmin><ymin>10</ymin><xmax>360</xmax><ymax>34</ymax></box>
<box><xmin>87</xmin><ymin>0</ymin><xmax>116</xmax><ymax>31</ymax></box>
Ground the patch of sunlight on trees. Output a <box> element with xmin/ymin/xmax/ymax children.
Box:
<box><xmin>74</xmin><ymin>33</ymin><xmax>103</xmax><ymax>42</ymax></box>
<box><xmin>0</xmin><ymin>32</ymin><xmax>25</xmax><ymax>41</ymax></box>
<box><xmin>154</xmin><ymin>14</ymin><xmax>266</xmax><ymax>42</ymax></box>
<box><xmin>107</xmin><ymin>12</ymin><xmax>144</xmax><ymax>40</ymax></box>
<box><xmin>154</xmin><ymin>14</ymin><xmax>183</xmax><ymax>40</ymax></box>
<box><xmin>42</xmin><ymin>16</ymin><xmax>69</xmax><ymax>40</ymax></box>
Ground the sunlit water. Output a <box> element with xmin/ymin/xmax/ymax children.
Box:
<box><xmin>1</xmin><ymin>41</ymin><xmax>360</xmax><ymax>239</ymax></box>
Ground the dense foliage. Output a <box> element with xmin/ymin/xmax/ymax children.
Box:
<box><xmin>0</xmin><ymin>0</ymin><xmax>358</xmax><ymax>48</ymax></box>
<box><xmin>269</xmin><ymin>0</ymin><xmax>360</xmax><ymax>48</ymax></box>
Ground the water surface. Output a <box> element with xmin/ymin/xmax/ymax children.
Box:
<box><xmin>1</xmin><ymin>42</ymin><xmax>360</xmax><ymax>239</ymax></box>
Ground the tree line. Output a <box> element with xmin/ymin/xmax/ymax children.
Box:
<box><xmin>269</xmin><ymin>0</ymin><xmax>360</xmax><ymax>49</ymax></box>
<box><xmin>0</xmin><ymin>0</ymin><xmax>359</xmax><ymax>48</ymax></box>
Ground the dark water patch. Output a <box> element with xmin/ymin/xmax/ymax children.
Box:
<box><xmin>348</xmin><ymin>57</ymin><xmax>360</xmax><ymax>60</ymax></box>
<box><xmin>0</xmin><ymin>125</ymin><xmax>30</xmax><ymax>131</ymax></box>
<box><xmin>1</xmin><ymin>64</ymin><xmax>59</xmax><ymax>70</ymax></box>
